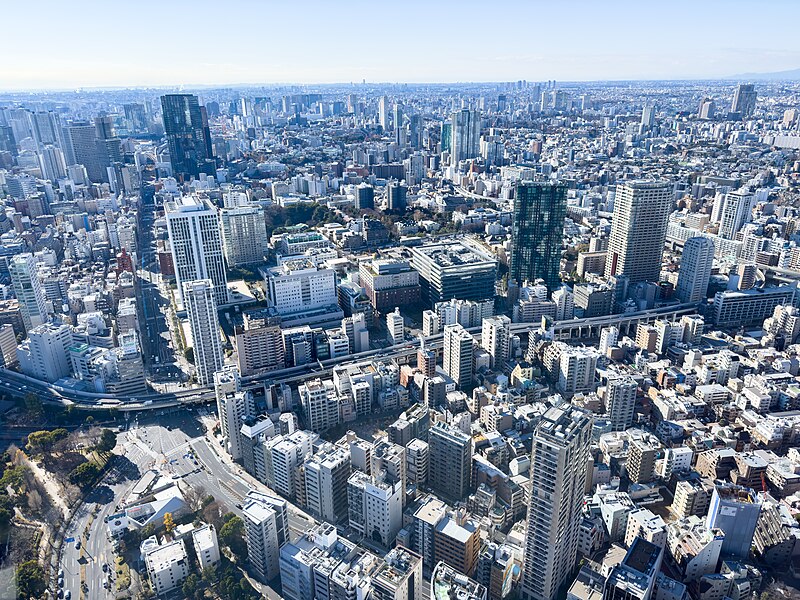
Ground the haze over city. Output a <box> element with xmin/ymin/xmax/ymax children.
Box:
<box><xmin>3</xmin><ymin>0</ymin><xmax>800</xmax><ymax>89</ymax></box>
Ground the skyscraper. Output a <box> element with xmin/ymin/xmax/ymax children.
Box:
<box><xmin>62</xmin><ymin>121</ymin><xmax>107</xmax><ymax>182</ymax></box>
<box><xmin>183</xmin><ymin>279</ymin><xmax>224</xmax><ymax>386</ymax></box>
<box><xmin>378</xmin><ymin>96</ymin><xmax>389</xmax><ymax>131</ymax></box>
<box><xmin>676</xmin><ymin>237</ymin><xmax>715</xmax><ymax>303</ymax></box>
<box><xmin>521</xmin><ymin>404</ymin><xmax>592</xmax><ymax>600</ymax></box>
<box><xmin>641</xmin><ymin>103</ymin><xmax>656</xmax><ymax>129</ymax></box>
<box><xmin>718</xmin><ymin>190</ymin><xmax>755</xmax><ymax>240</ymax></box>
<box><xmin>9</xmin><ymin>253</ymin><xmax>47</xmax><ymax>332</ymax></box>
<box><xmin>510</xmin><ymin>181</ymin><xmax>568</xmax><ymax>290</ymax></box>
<box><xmin>604</xmin><ymin>180</ymin><xmax>673</xmax><ymax>284</ymax></box>
<box><xmin>731</xmin><ymin>83</ymin><xmax>757</xmax><ymax>117</ymax></box>
<box><xmin>160</xmin><ymin>93</ymin><xmax>215</xmax><ymax>180</ymax></box>
<box><xmin>450</xmin><ymin>109</ymin><xmax>481</xmax><ymax>164</ymax></box>
<box><xmin>428</xmin><ymin>422</ymin><xmax>472</xmax><ymax>503</ymax></box>
<box><xmin>165</xmin><ymin>194</ymin><xmax>228</xmax><ymax>307</ymax></box>
<box><xmin>443</xmin><ymin>323</ymin><xmax>474</xmax><ymax>391</ymax></box>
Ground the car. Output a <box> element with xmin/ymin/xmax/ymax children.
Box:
<box><xmin>102</xmin><ymin>563</ymin><xmax>108</xmax><ymax>572</ymax></box>
<box><xmin>235</xmin><ymin>503</ymin><xmax>243</xmax><ymax>509</ymax></box>
<box><xmin>58</xmin><ymin>568</ymin><xmax>64</xmax><ymax>578</ymax></box>
<box><xmin>75</xmin><ymin>541</ymin><xmax>81</xmax><ymax>550</ymax></box>
<box><xmin>65</xmin><ymin>592</ymin><xmax>71</xmax><ymax>600</ymax></box>
<box><xmin>103</xmin><ymin>581</ymin><xmax>108</xmax><ymax>589</ymax></box>
<box><xmin>58</xmin><ymin>577</ymin><xmax>63</xmax><ymax>587</ymax></box>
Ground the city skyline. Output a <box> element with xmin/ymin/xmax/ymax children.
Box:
<box><xmin>3</xmin><ymin>0</ymin><xmax>800</xmax><ymax>90</ymax></box>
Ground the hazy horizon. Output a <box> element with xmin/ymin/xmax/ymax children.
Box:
<box><xmin>2</xmin><ymin>0</ymin><xmax>800</xmax><ymax>91</ymax></box>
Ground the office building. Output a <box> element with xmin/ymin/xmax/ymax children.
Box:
<box><xmin>521</xmin><ymin>405</ymin><xmax>592</xmax><ymax>600</ymax></box>
<box><xmin>38</xmin><ymin>145</ymin><xmax>67</xmax><ymax>181</ymax></box>
<box><xmin>625</xmin><ymin>508</ymin><xmax>667</xmax><ymax>549</ymax></box>
<box><xmin>166</xmin><ymin>194</ymin><xmax>228</xmax><ymax>306</ymax></box>
<box><xmin>676</xmin><ymin>237</ymin><xmax>714</xmax><ymax>303</ymax></box>
<box><xmin>144</xmin><ymin>539</ymin><xmax>190</xmax><ymax>595</ymax></box>
<box><xmin>184</xmin><ymin>279</ymin><xmax>224</xmax><ymax>386</ymax></box>
<box><xmin>443</xmin><ymin>323</ymin><xmax>474</xmax><ymax>391</ymax></box>
<box><xmin>372</xmin><ymin>547</ymin><xmax>423</xmax><ymax>600</ymax></box>
<box><xmin>605</xmin><ymin>375</ymin><xmax>638</xmax><ymax>431</ymax></box>
<box><xmin>412</xmin><ymin>239</ymin><xmax>497</xmax><ymax>304</ymax></box>
<box><xmin>378</xmin><ymin>96</ymin><xmax>389</xmax><ymax>130</ymax></box>
<box><xmin>429</xmin><ymin>422</ymin><xmax>472</xmax><ymax>503</ymax></box>
<box><xmin>605</xmin><ymin>181</ymin><xmax>673</xmax><ymax>284</ymax></box>
<box><xmin>242</xmin><ymin>491</ymin><xmax>289</xmax><ymax>582</ymax></box>
<box><xmin>9</xmin><ymin>253</ymin><xmax>46</xmax><ymax>332</ymax></box>
<box><xmin>510</xmin><ymin>181</ymin><xmax>567</xmax><ymax>290</ymax></box>
<box><xmin>431</xmin><ymin>561</ymin><xmax>487</xmax><ymax>600</ymax></box>
<box><xmin>451</xmin><ymin>109</ymin><xmax>481</xmax><ymax>164</ymax></box>
<box><xmin>160</xmin><ymin>93</ymin><xmax>215</xmax><ymax>180</ymax></box>
<box><xmin>718</xmin><ymin>190</ymin><xmax>755</xmax><ymax>240</ymax></box>
<box><xmin>220</xmin><ymin>204</ymin><xmax>268</xmax><ymax>267</ymax></box>
<box><xmin>731</xmin><ymin>83</ymin><xmax>757</xmax><ymax>117</ymax></box>
<box><xmin>712</xmin><ymin>285</ymin><xmax>796</xmax><ymax>328</ymax></box>
<box><xmin>603</xmin><ymin>537</ymin><xmax>663</xmax><ymax>600</ymax></box>
<box><xmin>481</xmin><ymin>315</ymin><xmax>511</xmax><ymax>370</ymax></box>
<box><xmin>347</xmin><ymin>470</ymin><xmax>403</xmax><ymax>548</ymax></box>
<box><xmin>62</xmin><ymin>120</ymin><xmax>108</xmax><ymax>182</ymax></box>
<box><xmin>360</xmin><ymin>258</ymin><xmax>420</xmax><ymax>312</ymax></box>
<box><xmin>304</xmin><ymin>443</ymin><xmax>351</xmax><ymax>524</ymax></box>
<box><xmin>705</xmin><ymin>484</ymin><xmax>761</xmax><ymax>559</ymax></box>
<box><xmin>265</xmin><ymin>259</ymin><xmax>338</xmax><ymax>317</ymax></box>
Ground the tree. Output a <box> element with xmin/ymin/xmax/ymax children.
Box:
<box><xmin>219</xmin><ymin>515</ymin><xmax>247</xmax><ymax>560</ymax></box>
<box><xmin>16</xmin><ymin>560</ymin><xmax>46</xmax><ymax>599</ymax></box>
<box><xmin>182</xmin><ymin>573</ymin><xmax>200</xmax><ymax>597</ymax></box>
<box><xmin>95</xmin><ymin>429</ymin><xmax>117</xmax><ymax>453</ymax></box>
<box><xmin>23</xmin><ymin>393</ymin><xmax>42</xmax><ymax>417</ymax></box>
<box><xmin>163</xmin><ymin>512</ymin><xmax>175</xmax><ymax>535</ymax></box>
<box><xmin>68</xmin><ymin>461</ymin><xmax>100</xmax><ymax>490</ymax></box>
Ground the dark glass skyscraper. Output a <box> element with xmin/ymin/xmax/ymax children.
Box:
<box><xmin>160</xmin><ymin>94</ymin><xmax>215</xmax><ymax>181</ymax></box>
<box><xmin>510</xmin><ymin>181</ymin><xmax>567</xmax><ymax>290</ymax></box>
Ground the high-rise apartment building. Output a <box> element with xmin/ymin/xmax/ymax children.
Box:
<box><xmin>450</xmin><ymin>109</ymin><xmax>481</xmax><ymax>164</ymax></box>
<box><xmin>214</xmin><ymin>366</ymin><xmax>254</xmax><ymax>460</ymax></box>
<box><xmin>165</xmin><ymin>194</ymin><xmax>228</xmax><ymax>307</ymax></box>
<box><xmin>521</xmin><ymin>404</ymin><xmax>592</xmax><ymax>600</ymax></box>
<box><xmin>428</xmin><ymin>422</ymin><xmax>472</xmax><ymax>503</ymax></box>
<box><xmin>605</xmin><ymin>375</ymin><xmax>638</xmax><ymax>432</ymax></box>
<box><xmin>160</xmin><ymin>93</ymin><xmax>215</xmax><ymax>180</ymax></box>
<box><xmin>242</xmin><ymin>491</ymin><xmax>289</xmax><ymax>582</ymax></box>
<box><xmin>718</xmin><ymin>190</ymin><xmax>755</xmax><ymax>240</ymax></box>
<box><xmin>184</xmin><ymin>279</ymin><xmax>224</xmax><ymax>385</ymax></box>
<box><xmin>676</xmin><ymin>237</ymin><xmax>715</xmax><ymax>303</ymax></box>
<box><xmin>443</xmin><ymin>323</ymin><xmax>474</xmax><ymax>391</ymax></box>
<box><xmin>510</xmin><ymin>181</ymin><xmax>567</xmax><ymax>290</ymax></box>
<box><xmin>220</xmin><ymin>204</ymin><xmax>268</xmax><ymax>267</ymax></box>
<box><xmin>16</xmin><ymin>322</ymin><xmax>72</xmax><ymax>382</ymax></box>
<box><xmin>347</xmin><ymin>470</ymin><xmax>403</xmax><ymax>548</ymax></box>
<box><xmin>9</xmin><ymin>253</ymin><xmax>46</xmax><ymax>332</ymax></box>
<box><xmin>481</xmin><ymin>315</ymin><xmax>511</xmax><ymax>370</ymax></box>
<box><xmin>304</xmin><ymin>443</ymin><xmax>351</xmax><ymax>524</ymax></box>
<box><xmin>605</xmin><ymin>181</ymin><xmax>673</xmax><ymax>284</ymax></box>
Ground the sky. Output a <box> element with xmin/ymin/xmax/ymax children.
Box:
<box><xmin>2</xmin><ymin>0</ymin><xmax>800</xmax><ymax>90</ymax></box>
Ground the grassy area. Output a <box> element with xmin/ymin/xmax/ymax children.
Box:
<box><xmin>115</xmin><ymin>555</ymin><xmax>130</xmax><ymax>591</ymax></box>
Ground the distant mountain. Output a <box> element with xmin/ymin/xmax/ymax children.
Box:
<box><xmin>725</xmin><ymin>67</ymin><xmax>800</xmax><ymax>81</ymax></box>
